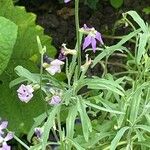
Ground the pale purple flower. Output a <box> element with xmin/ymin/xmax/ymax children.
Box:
<box><xmin>82</xmin><ymin>24</ymin><xmax>104</xmax><ymax>53</ymax></box>
<box><xmin>0</xmin><ymin>132</ymin><xmax>13</xmax><ymax>150</ymax></box>
<box><xmin>45</xmin><ymin>59</ymin><xmax>64</xmax><ymax>75</ymax></box>
<box><xmin>64</xmin><ymin>0</ymin><xmax>71</xmax><ymax>3</ymax></box>
<box><xmin>49</xmin><ymin>95</ymin><xmax>61</xmax><ymax>105</ymax></box>
<box><xmin>17</xmin><ymin>84</ymin><xmax>34</xmax><ymax>103</ymax></box>
<box><xmin>0</xmin><ymin>121</ymin><xmax>8</xmax><ymax>135</ymax></box>
<box><xmin>34</xmin><ymin>127</ymin><xmax>43</xmax><ymax>139</ymax></box>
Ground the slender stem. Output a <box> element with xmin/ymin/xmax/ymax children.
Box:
<box><xmin>52</xmin><ymin>128</ymin><xmax>59</xmax><ymax>142</ymax></box>
<box><xmin>40</xmin><ymin>53</ymin><xmax>49</xmax><ymax>117</ymax></box>
<box><xmin>75</xmin><ymin>0</ymin><xmax>81</xmax><ymax>78</ymax></box>
<box><xmin>103</xmin><ymin>56</ymin><xmax>108</xmax><ymax>77</ymax></box>
<box><xmin>13</xmin><ymin>134</ymin><xmax>30</xmax><ymax>150</ymax></box>
<box><xmin>57</xmin><ymin>112</ymin><xmax>62</xmax><ymax>141</ymax></box>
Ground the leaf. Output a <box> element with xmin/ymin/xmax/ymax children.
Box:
<box><xmin>135</xmin><ymin>125</ymin><xmax>150</xmax><ymax>133</ymax></box>
<box><xmin>0</xmin><ymin>16</ymin><xmax>18</xmax><ymax>75</ymax></box>
<box><xmin>67</xmin><ymin>138</ymin><xmax>85</xmax><ymax>150</ymax></box>
<box><xmin>136</xmin><ymin>33</ymin><xmax>149</xmax><ymax>64</ymax></box>
<box><xmin>63</xmin><ymin>89</ymin><xmax>73</xmax><ymax>106</ymax></box>
<box><xmin>86</xmin><ymin>78</ymin><xmax>125</xmax><ymax>96</ymax></box>
<box><xmin>92</xmin><ymin>29</ymin><xmax>141</xmax><ymax>67</ymax></box>
<box><xmin>42</xmin><ymin>106</ymin><xmax>60</xmax><ymax>150</ymax></box>
<box><xmin>86</xmin><ymin>0</ymin><xmax>99</xmax><ymax>10</ymax></box>
<box><xmin>27</xmin><ymin>110</ymin><xmax>49</xmax><ymax>142</ymax></box>
<box><xmin>110</xmin><ymin>0</ymin><xmax>123</xmax><ymax>9</ymax></box>
<box><xmin>77</xmin><ymin>97</ymin><xmax>92</xmax><ymax>142</ymax></box>
<box><xmin>66</xmin><ymin>105</ymin><xmax>78</xmax><ymax>149</ymax></box>
<box><xmin>135</xmin><ymin>141</ymin><xmax>150</xmax><ymax>148</ymax></box>
<box><xmin>85</xmin><ymin>101</ymin><xmax>124</xmax><ymax>114</ymax></box>
<box><xmin>110</xmin><ymin>126</ymin><xmax>129</xmax><ymax>150</ymax></box>
<box><xmin>66</xmin><ymin>105</ymin><xmax>78</xmax><ymax>139</ymax></box>
<box><xmin>75</xmin><ymin>132</ymin><xmax>113</xmax><ymax>149</ymax></box>
<box><xmin>126</xmin><ymin>11</ymin><xmax>148</xmax><ymax>33</ymax></box>
<box><xmin>14</xmin><ymin>66</ymin><xmax>40</xmax><ymax>83</ymax></box>
<box><xmin>0</xmin><ymin>0</ymin><xmax>56</xmax><ymax>134</ymax></box>
<box><xmin>9</xmin><ymin>77</ymin><xmax>27</xmax><ymax>88</ymax></box>
<box><xmin>129</xmin><ymin>82</ymin><xmax>149</xmax><ymax>123</ymax></box>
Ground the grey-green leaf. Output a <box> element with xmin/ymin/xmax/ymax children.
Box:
<box><xmin>110</xmin><ymin>126</ymin><xmax>129</xmax><ymax>150</ymax></box>
<box><xmin>42</xmin><ymin>106</ymin><xmax>60</xmax><ymax>150</ymax></box>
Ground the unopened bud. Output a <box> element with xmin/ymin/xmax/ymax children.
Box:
<box><xmin>81</xmin><ymin>54</ymin><xmax>92</xmax><ymax>72</ymax></box>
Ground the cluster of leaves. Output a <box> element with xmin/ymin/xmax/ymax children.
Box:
<box><xmin>0</xmin><ymin>0</ymin><xmax>56</xmax><ymax>134</ymax></box>
<box><xmin>11</xmin><ymin>10</ymin><xmax>150</xmax><ymax>150</ymax></box>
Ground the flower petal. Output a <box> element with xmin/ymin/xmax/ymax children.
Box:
<box><xmin>34</xmin><ymin>128</ymin><xmax>42</xmax><ymax>138</ymax></box>
<box><xmin>64</xmin><ymin>0</ymin><xmax>71</xmax><ymax>3</ymax></box>
<box><xmin>51</xmin><ymin>59</ymin><xmax>64</xmax><ymax>66</ymax></box>
<box><xmin>91</xmin><ymin>37</ymin><xmax>97</xmax><ymax>53</ymax></box>
<box><xmin>4</xmin><ymin>133</ymin><xmax>13</xmax><ymax>142</ymax></box>
<box><xmin>83</xmin><ymin>35</ymin><xmax>92</xmax><ymax>50</ymax></box>
<box><xmin>0</xmin><ymin>121</ymin><xmax>8</xmax><ymax>131</ymax></box>
<box><xmin>17</xmin><ymin>84</ymin><xmax>34</xmax><ymax>103</ymax></box>
<box><xmin>50</xmin><ymin>96</ymin><xmax>61</xmax><ymax>105</ymax></box>
<box><xmin>46</xmin><ymin>66</ymin><xmax>61</xmax><ymax>75</ymax></box>
<box><xmin>95</xmin><ymin>32</ymin><xmax>104</xmax><ymax>44</ymax></box>
<box><xmin>1</xmin><ymin>142</ymin><xmax>11</xmax><ymax>150</ymax></box>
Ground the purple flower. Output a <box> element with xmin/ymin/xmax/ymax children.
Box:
<box><xmin>58</xmin><ymin>48</ymin><xmax>66</xmax><ymax>61</ymax></box>
<box><xmin>49</xmin><ymin>95</ymin><xmax>61</xmax><ymax>105</ymax></box>
<box><xmin>17</xmin><ymin>84</ymin><xmax>34</xmax><ymax>103</ymax></box>
<box><xmin>0</xmin><ymin>121</ymin><xmax>8</xmax><ymax>135</ymax></box>
<box><xmin>0</xmin><ymin>132</ymin><xmax>13</xmax><ymax>150</ymax></box>
<box><xmin>82</xmin><ymin>24</ymin><xmax>103</xmax><ymax>53</ymax></box>
<box><xmin>45</xmin><ymin>59</ymin><xmax>64</xmax><ymax>75</ymax></box>
<box><xmin>34</xmin><ymin>128</ymin><xmax>43</xmax><ymax>139</ymax></box>
<box><xmin>58</xmin><ymin>44</ymin><xmax>77</xmax><ymax>60</ymax></box>
<box><xmin>64</xmin><ymin>0</ymin><xmax>71</xmax><ymax>3</ymax></box>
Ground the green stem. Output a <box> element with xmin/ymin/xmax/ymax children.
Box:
<box><xmin>57</xmin><ymin>112</ymin><xmax>62</xmax><ymax>141</ymax></box>
<box><xmin>40</xmin><ymin>53</ymin><xmax>49</xmax><ymax>117</ymax></box>
<box><xmin>13</xmin><ymin>134</ymin><xmax>30</xmax><ymax>150</ymax></box>
<box><xmin>75</xmin><ymin>0</ymin><xmax>81</xmax><ymax>78</ymax></box>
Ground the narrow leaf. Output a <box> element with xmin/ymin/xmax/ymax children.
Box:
<box><xmin>110</xmin><ymin>126</ymin><xmax>129</xmax><ymax>150</ymax></box>
<box><xmin>42</xmin><ymin>106</ymin><xmax>60</xmax><ymax>150</ymax></box>
<box><xmin>126</xmin><ymin>11</ymin><xmax>148</xmax><ymax>32</ymax></box>
<box><xmin>77</xmin><ymin>97</ymin><xmax>92</xmax><ymax>142</ymax></box>
<box><xmin>85</xmin><ymin>101</ymin><xmax>124</xmax><ymax>114</ymax></box>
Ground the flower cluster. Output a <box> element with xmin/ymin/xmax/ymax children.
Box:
<box><xmin>16</xmin><ymin>0</ymin><xmax>104</xmax><ymax>106</ymax></box>
<box><xmin>82</xmin><ymin>24</ymin><xmax>104</xmax><ymax>53</ymax></box>
<box><xmin>34</xmin><ymin>127</ymin><xmax>43</xmax><ymax>139</ymax></box>
<box><xmin>17</xmin><ymin>84</ymin><xmax>34</xmax><ymax>103</ymax></box>
<box><xmin>49</xmin><ymin>95</ymin><xmax>61</xmax><ymax>105</ymax></box>
<box><xmin>0</xmin><ymin>121</ymin><xmax>13</xmax><ymax>150</ymax></box>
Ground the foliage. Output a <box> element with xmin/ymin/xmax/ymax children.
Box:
<box><xmin>9</xmin><ymin>8</ymin><xmax>150</xmax><ymax>150</ymax></box>
<box><xmin>0</xmin><ymin>16</ymin><xmax>18</xmax><ymax>75</ymax></box>
<box><xmin>1</xmin><ymin>0</ymin><xmax>150</xmax><ymax>149</ymax></box>
<box><xmin>0</xmin><ymin>0</ymin><xmax>56</xmax><ymax>134</ymax></box>
<box><xmin>110</xmin><ymin>0</ymin><xmax>123</xmax><ymax>9</ymax></box>
<box><xmin>143</xmin><ymin>6</ymin><xmax>150</xmax><ymax>15</ymax></box>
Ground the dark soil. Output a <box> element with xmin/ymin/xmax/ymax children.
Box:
<box><xmin>17</xmin><ymin>0</ymin><xmax>150</xmax><ymax>48</ymax></box>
